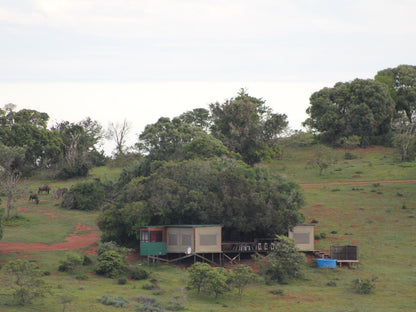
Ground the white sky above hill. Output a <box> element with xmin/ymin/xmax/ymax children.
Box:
<box><xmin>0</xmin><ymin>0</ymin><xmax>415</xmax><ymax>154</ymax></box>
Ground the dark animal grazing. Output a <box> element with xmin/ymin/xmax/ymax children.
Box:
<box><xmin>29</xmin><ymin>194</ymin><xmax>39</xmax><ymax>204</ymax></box>
<box><xmin>38</xmin><ymin>184</ymin><xmax>50</xmax><ymax>194</ymax></box>
<box><xmin>53</xmin><ymin>187</ymin><xmax>68</xmax><ymax>200</ymax></box>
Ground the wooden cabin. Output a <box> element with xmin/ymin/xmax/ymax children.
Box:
<box><xmin>139</xmin><ymin>225</ymin><xmax>222</xmax><ymax>257</ymax></box>
<box><xmin>288</xmin><ymin>224</ymin><xmax>316</xmax><ymax>252</ymax></box>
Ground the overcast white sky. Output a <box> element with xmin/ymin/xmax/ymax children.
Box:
<box><xmin>1</xmin><ymin>0</ymin><xmax>415</xmax><ymax>154</ymax></box>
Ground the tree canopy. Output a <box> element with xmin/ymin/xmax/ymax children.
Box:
<box><xmin>0</xmin><ymin>105</ymin><xmax>61</xmax><ymax>169</ymax></box>
<box><xmin>210</xmin><ymin>89</ymin><xmax>288</xmax><ymax>165</ymax></box>
<box><xmin>375</xmin><ymin>65</ymin><xmax>416</xmax><ymax>122</ymax></box>
<box><xmin>98</xmin><ymin>158</ymin><xmax>304</xmax><ymax>245</ymax></box>
<box><xmin>304</xmin><ymin>79</ymin><xmax>395</xmax><ymax>146</ymax></box>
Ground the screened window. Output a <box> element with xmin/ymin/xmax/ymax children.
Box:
<box><xmin>168</xmin><ymin>234</ymin><xmax>178</xmax><ymax>246</ymax></box>
<box><xmin>199</xmin><ymin>234</ymin><xmax>217</xmax><ymax>246</ymax></box>
<box><xmin>182</xmin><ymin>234</ymin><xmax>192</xmax><ymax>246</ymax></box>
<box><xmin>293</xmin><ymin>233</ymin><xmax>310</xmax><ymax>244</ymax></box>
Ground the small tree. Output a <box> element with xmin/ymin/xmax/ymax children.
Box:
<box><xmin>205</xmin><ymin>267</ymin><xmax>231</xmax><ymax>298</ymax></box>
<box><xmin>2</xmin><ymin>259</ymin><xmax>49</xmax><ymax>305</ymax></box>
<box><xmin>391</xmin><ymin>112</ymin><xmax>416</xmax><ymax>161</ymax></box>
<box><xmin>307</xmin><ymin>145</ymin><xmax>336</xmax><ymax>176</ymax></box>
<box><xmin>231</xmin><ymin>264</ymin><xmax>256</xmax><ymax>296</ymax></box>
<box><xmin>338</xmin><ymin>135</ymin><xmax>361</xmax><ymax>158</ymax></box>
<box><xmin>106</xmin><ymin>119</ymin><xmax>131</xmax><ymax>157</ymax></box>
<box><xmin>259</xmin><ymin>235</ymin><xmax>305</xmax><ymax>284</ymax></box>
<box><xmin>187</xmin><ymin>262</ymin><xmax>212</xmax><ymax>293</ymax></box>
<box><xmin>0</xmin><ymin>144</ymin><xmax>27</xmax><ymax>218</ymax></box>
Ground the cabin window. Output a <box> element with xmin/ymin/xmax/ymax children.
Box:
<box><xmin>150</xmin><ymin>231</ymin><xmax>163</xmax><ymax>242</ymax></box>
<box><xmin>293</xmin><ymin>233</ymin><xmax>310</xmax><ymax>244</ymax></box>
<box><xmin>168</xmin><ymin>234</ymin><xmax>178</xmax><ymax>246</ymax></box>
<box><xmin>182</xmin><ymin>234</ymin><xmax>192</xmax><ymax>246</ymax></box>
<box><xmin>199</xmin><ymin>234</ymin><xmax>217</xmax><ymax>246</ymax></box>
<box><xmin>140</xmin><ymin>231</ymin><xmax>149</xmax><ymax>242</ymax></box>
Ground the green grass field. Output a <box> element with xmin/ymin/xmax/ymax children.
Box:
<box><xmin>0</xmin><ymin>147</ymin><xmax>415</xmax><ymax>311</ymax></box>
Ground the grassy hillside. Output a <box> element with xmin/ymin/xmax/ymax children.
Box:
<box><xmin>0</xmin><ymin>146</ymin><xmax>415</xmax><ymax>311</ymax></box>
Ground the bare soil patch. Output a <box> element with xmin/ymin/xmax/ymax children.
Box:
<box><xmin>1</xmin><ymin>204</ymin><xmax>100</xmax><ymax>254</ymax></box>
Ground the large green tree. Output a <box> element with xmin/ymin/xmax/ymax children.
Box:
<box><xmin>375</xmin><ymin>65</ymin><xmax>416</xmax><ymax>122</ymax></box>
<box><xmin>210</xmin><ymin>89</ymin><xmax>288</xmax><ymax>165</ymax></box>
<box><xmin>131</xmin><ymin>117</ymin><xmax>236</xmax><ymax>178</ymax></box>
<box><xmin>0</xmin><ymin>105</ymin><xmax>61</xmax><ymax>169</ymax></box>
<box><xmin>98</xmin><ymin>158</ymin><xmax>304</xmax><ymax>244</ymax></box>
<box><xmin>304</xmin><ymin>79</ymin><xmax>395</xmax><ymax>146</ymax></box>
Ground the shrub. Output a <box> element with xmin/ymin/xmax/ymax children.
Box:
<box><xmin>165</xmin><ymin>301</ymin><xmax>186</xmax><ymax>311</ymax></box>
<box><xmin>326</xmin><ymin>280</ymin><xmax>337</xmax><ymax>287</ymax></box>
<box><xmin>95</xmin><ymin>250</ymin><xmax>126</xmax><ymax>278</ymax></box>
<box><xmin>269</xmin><ymin>289</ymin><xmax>285</xmax><ymax>296</ymax></box>
<box><xmin>83</xmin><ymin>255</ymin><xmax>93</xmax><ymax>265</ymax></box>
<box><xmin>100</xmin><ymin>295</ymin><xmax>129</xmax><ymax>308</ymax></box>
<box><xmin>315</xmin><ymin>232</ymin><xmax>327</xmax><ymax>240</ymax></box>
<box><xmin>56</xmin><ymin>163</ymin><xmax>89</xmax><ymax>180</ymax></box>
<box><xmin>97</xmin><ymin>241</ymin><xmax>130</xmax><ymax>256</ymax></box>
<box><xmin>117</xmin><ymin>277</ymin><xmax>127</xmax><ymax>285</ymax></box>
<box><xmin>61</xmin><ymin>180</ymin><xmax>105</xmax><ymax>211</ymax></box>
<box><xmin>152</xmin><ymin>289</ymin><xmax>166</xmax><ymax>296</ymax></box>
<box><xmin>353</xmin><ymin>278</ymin><xmax>375</xmax><ymax>294</ymax></box>
<box><xmin>344</xmin><ymin>152</ymin><xmax>358</xmax><ymax>160</ymax></box>
<box><xmin>135</xmin><ymin>296</ymin><xmax>164</xmax><ymax>311</ymax></box>
<box><xmin>259</xmin><ymin>235</ymin><xmax>305</xmax><ymax>284</ymax></box>
<box><xmin>76</xmin><ymin>273</ymin><xmax>89</xmax><ymax>280</ymax></box>
<box><xmin>129</xmin><ymin>266</ymin><xmax>149</xmax><ymax>280</ymax></box>
<box><xmin>58</xmin><ymin>253</ymin><xmax>85</xmax><ymax>273</ymax></box>
<box><xmin>142</xmin><ymin>282</ymin><xmax>154</xmax><ymax>290</ymax></box>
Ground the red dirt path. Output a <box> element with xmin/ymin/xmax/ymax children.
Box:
<box><xmin>0</xmin><ymin>222</ymin><xmax>100</xmax><ymax>254</ymax></box>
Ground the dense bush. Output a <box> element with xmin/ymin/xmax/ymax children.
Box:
<box><xmin>58</xmin><ymin>253</ymin><xmax>85</xmax><ymax>273</ymax></box>
<box><xmin>99</xmin><ymin>295</ymin><xmax>129</xmax><ymax>308</ymax></box>
<box><xmin>95</xmin><ymin>250</ymin><xmax>126</xmax><ymax>278</ymax></box>
<box><xmin>129</xmin><ymin>266</ymin><xmax>149</xmax><ymax>280</ymax></box>
<box><xmin>61</xmin><ymin>180</ymin><xmax>105</xmax><ymax>211</ymax></box>
<box><xmin>97</xmin><ymin>241</ymin><xmax>129</xmax><ymax>256</ymax></box>
<box><xmin>259</xmin><ymin>235</ymin><xmax>305</xmax><ymax>284</ymax></box>
<box><xmin>55</xmin><ymin>163</ymin><xmax>89</xmax><ymax>180</ymax></box>
<box><xmin>117</xmin><ymin>277</ymin><xmax>127</xmax><ymax>285</ymax></box>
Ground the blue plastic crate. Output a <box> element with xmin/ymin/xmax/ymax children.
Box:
<box><xmin>317</xmin><ymin>258</ymin><xmax>337</xmax><ymax>268</ymax></box>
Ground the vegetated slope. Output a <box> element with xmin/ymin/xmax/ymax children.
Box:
<box><xmin>0</xmin><ymin>146</ymin><xmax>415</xmax><ymax>312</ymax></box>
<box><xmin>265</xmin><ymin>146</ymin><xmax>416</xmax><ymax>311</ymax></box>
